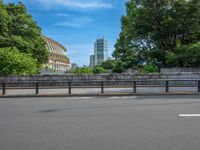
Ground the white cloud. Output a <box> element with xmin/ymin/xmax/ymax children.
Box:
<box><xmin>55</xmin><ymin>17</ymin><xmax>92</xmax><ymax>28</ymax></box>
<box><xmin>34</xmin><ymin>0</ymin><xmax>113</xmax><ymax>9</ymax></box>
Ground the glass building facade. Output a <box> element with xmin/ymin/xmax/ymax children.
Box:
<box><xmin>90</xmin><ymin>55</ymin><xmax>95</xmax><ymax>67</ymax></box>
<box><xmin>94</xmin><ymin>39</ymin><xmax>108</xmax><ymax>65</ymax></box>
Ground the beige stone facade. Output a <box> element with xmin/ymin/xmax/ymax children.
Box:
<box><xmin>43</xmin><ymin>36</ymin><xmax>70</xmax><ymax>72</ymax></box>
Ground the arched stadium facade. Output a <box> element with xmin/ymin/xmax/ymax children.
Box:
<box><xmin>43</xmin><ymin>36</ymin><xmax>70</xmax><ymax>73</ymax></box>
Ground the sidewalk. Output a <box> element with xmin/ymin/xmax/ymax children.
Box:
<box><xmin>0</xmin><ymin>87</ymin><xmax>199</xmax><ymax>97</ymax></box>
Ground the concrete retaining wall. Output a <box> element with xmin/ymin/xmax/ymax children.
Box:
<box><xmin>0</xmin><ymin>73</ymin><xmax>200</xmax><ymax>87</ymax></box>
<box><xmin>161</xmin><ymin>68</ymin><xmax>200</xmax><ymax>73</ymax></box>
<box><xmin>0</xmin><ymin>73</ymin><xmax>200</xmax><ymax>82</ymax></box>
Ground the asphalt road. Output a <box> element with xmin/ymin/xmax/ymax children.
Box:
<box><xmin>0</xmin><ymin>95</ymin><xmax>200</xmax><ymax>150</ymax></box>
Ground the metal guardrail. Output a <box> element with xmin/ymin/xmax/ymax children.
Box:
<box><xmin>1</xmin><ymin>80</ymin><xmax>200</xmax><ymax>95</ymax></box>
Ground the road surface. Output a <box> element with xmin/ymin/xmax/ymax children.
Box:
<box><xmin>0</xmin><ymin>95</ymin><xmax>200</xmax><ymax>150</ymax></box>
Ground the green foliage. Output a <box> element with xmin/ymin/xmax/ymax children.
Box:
<box><xmin>0</xmin><ymin>1</ymin><xmax>48</xmax><ymax>72</ymax></box>
<box><xmin>166</xmin><ymin>52</ymin><xmax>178</xmax><ymax>67</ymax></box>
<box><xmin>72</xmin><ymin>66</ymin><xmax>107</xmax><ymax>75</ymax></box>
<box><xmin>174</xmin><ymin>42</ymin><xmax>200</xmax><ymax>67</ymax></box>
<box><xmin>92</xmin><ymin>66</ymin><xmax>107</xmax><ymax>74</ymax></box>
<box><xmin>139</xmin><ymin>64</ymin><xmax>159</xmax><ymax>73</ymax></box>
<box><xmin>112</xmin><ymin>61</ymin><xmax>124</xmax><ymax>73</ymax></box>
<box><xmin>0</xmin><ymin>1</ymin><xmax>8</xmax><ymax>36</ymax></box>
<box><xmin>113</xmin><ymin>0</ymin><xmax>200</xmax><ymax>69</ymax></box>
<box><xmin>100</xmin><ymin>60</ymin><xmax>115</xmax><ymax>70</ymax></box>
<box><xmin>0</xmin><ymin>48</ymin><xmax>38</xmax><ymax>75</ymax></box>
<box><xmin>73</xmin><ymin>67</ymin><xmax>93</xmax><ymax>75</ymax></box>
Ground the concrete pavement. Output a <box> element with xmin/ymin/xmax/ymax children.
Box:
<box><xmin>1</xmin><ymin>86</ymin><xmax>199</xmax><ymax>96</ymax></box>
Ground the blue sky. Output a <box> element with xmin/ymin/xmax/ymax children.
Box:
<box><xmin>4</xmin><ymin>0</ymin><xmax>126</xmax><ymax>66</ymax></box>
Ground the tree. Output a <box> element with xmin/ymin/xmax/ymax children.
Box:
<box><xmin>0</xmin><ymin>1</ymin><xmax>48</xmax><ymax>67</ymax></box>
<box><xmin>73</xmin><ymin>67</ymin><xmax>93</xmax><ymax>75</ymax></box>
<box><xmin>0</xmin><ymin>0</ymin><xmax>8</xmax><ymax>36</ymax></box>
<box><xmin>112</xmin><ymin>61</ymin><xmax>124</xmax><ymax>73</ymax></box>
<box><xmin>100</xmin><ymin>60</ymin><xmax>116</xmax><ymax>70</ymax></box>
<box><xmin>0</xmin><ymin>48</ymin><xmax>38</xmax><ymax>75</ymax></box>
<box><xmin>113</xmin><ymin>0</ymin><xmax>200</xmax><ymax>69</ymax></box>
<box><xmin>139</xmin><ymin>64</ymin><xmax>159</xmax><ymax>73</ymax></box>
<box><xmin>92</xmin><ymin>66</ymin><xmax>107</xmax><ymax>74</ymax></box>
<box><xmin>171</xmin><ymin>42</ymin><xmax>200</xmax><ymax>67</ymax></box>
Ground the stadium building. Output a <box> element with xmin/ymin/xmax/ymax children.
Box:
<box><xmin>43</xmin><ymin>36</ymin><xmax>70</xmax><ymax>73</ymax></box>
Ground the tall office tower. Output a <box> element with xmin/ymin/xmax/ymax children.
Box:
<box><xmin>94</xmin><ymin>38</ymin><xmax>108</xmax><ymax>65</ymax></box>
<box><xmin>89</xmin><ymin>55</ymin><xmax>95</xmax><ymax>67</ymax></box>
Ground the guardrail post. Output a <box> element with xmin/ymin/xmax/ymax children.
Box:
<box><xmin>198</xmin><ymin>80</ymin><xmax>200</xmax><ymax>92</ymax></box>
<box><xmin>133</xmin><ymin>81</ymin><xmax>137</xmax><ymax>93</ymax></box>
<box><xmin>35</xmin><ymin>82</ymin><xmax>39</xmax><ymax>95</ymax></box>
<box><xmin>2</xmin><ymin>83</ymin><xmax>6</xmax><ymax>95</ymax></box>
<box><xmin>166</xmin><ymin>81</ymin><xmax>169</xmax><ymax>93</ymax></box>
<box><xmin>68</xmin><ymin>82</ymin><xmax>71</xmax><ymax>95</ymax></box>
<box><xmin>101</xmin><ymin>82</ymin><xmax>104</xmax><ymax>94</ymax></box>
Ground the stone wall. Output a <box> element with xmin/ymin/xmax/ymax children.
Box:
<box><xmin>0</xmin><ymin>73</ymin><xmax>200</xmax><ymax>86</ymax></box>
<box><xmin>0</xmin><ymin>73</ymin><xmax>200</xmax><ymax>82</ymax></box>
<box><xmin>161</xmin><ymin>67</ymin><xmax>200</xmax><ymax>73</ymax></box>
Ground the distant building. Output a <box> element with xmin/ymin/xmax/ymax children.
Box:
<box><xmin>108</xmin><ymin>57</ymin><xmax>112</xmax><ymax>60</ymax></box>
<box><xmin>94</xmin><ymin>38</ymin><xmax>108</xmax><ymax>65</ymax></box>
<box><xmin>90</xmin><ymin>55</ymin><xmax>95</xmax><ymax>67</ymax></box>
<box><xmin>43</xmin><ymin>36</ymin><xmax>70</xmax><ymax>73</ymax></box>
<box><xmin>71</xmin><ymin>63</ymin><xmax>79</xmax><ymax>69</ymax></box>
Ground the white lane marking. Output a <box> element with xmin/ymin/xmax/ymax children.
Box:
<box><xmin>65</xmin><ymin>97</ymin><xmax>95</xmax><ymax>99</ymax></box>
<box><xmin>179</xmin><ymin>114</ymin><xmax>200</xmax><ymax>117</ymax></box>
<box><xmin>109</xmin><ymin>97</ymin><xmax>120</xmax><ymax>99</ymax></box>
<box><xmin>109</xmin><ymin>96</ymin><xmax>137</xmax><ymax>99</ymax></box>
<box><xmin>65</xmin><ymin>96</ymin><xmax>137</xmax><ymax>100</ymax></box>
<box><xmin>80</xmin><ymin>97</ymin><xmax>95</xmax><ymax>99</ymax></box>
